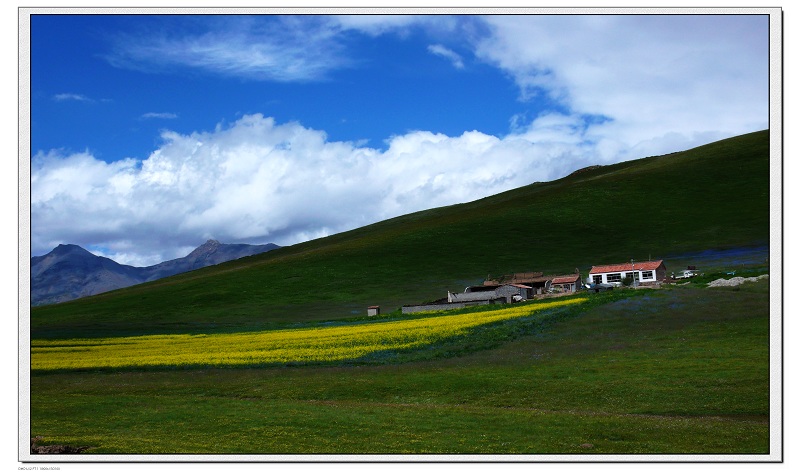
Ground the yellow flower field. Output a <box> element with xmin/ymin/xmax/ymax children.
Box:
<box><xmin>31</xmin><ymin>298</ymin><xmax>586</xmax><ymax>371</ymax></box>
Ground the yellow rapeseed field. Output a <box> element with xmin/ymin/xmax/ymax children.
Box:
<box><xmin>31</xmin><ymin>298</ymin><xmax>586</xmax><ymax>371</ymax></box>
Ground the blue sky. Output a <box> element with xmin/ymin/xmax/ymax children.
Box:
<box><xmin>32</xmin><ymin>15</ymin><xmax>529</xmax><ymax>160</ymax></box>
<box><xmin>27</xmin><ymin>12</ymin><xmax>772</xmax><ymax>266</ymax></box>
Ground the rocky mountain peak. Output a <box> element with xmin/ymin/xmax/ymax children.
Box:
<box><xmin>189</xmin><ymin>239</ymin><xmax>222</xmax><ymax>257</ymax></box>
<box><xmin>52</xmin><ymin>243</ymin><xmax>91</xmax><ymax>255</ymax></box>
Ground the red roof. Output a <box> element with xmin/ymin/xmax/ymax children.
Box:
<box><xmin>589</xmin><ymin>260</ymin><xmax>664</xmax><ymax>274</ymax></box>
<box><xmin>551</xmin><ymin>274</ymin><xmax>581</xmax><ymax>284</ymax></box>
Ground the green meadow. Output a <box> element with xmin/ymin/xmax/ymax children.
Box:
<box><xmin>28</xmin><ymin>130</ymin><xmax>773</xmax><ymax>456</ymax></box>
<box><xmin>30</xmin><ymin>283</ymin><xmax>769</xmax><ymax>454</ymax></box>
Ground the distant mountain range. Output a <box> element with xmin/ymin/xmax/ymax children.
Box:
<box><xmin>30</xmin><ymin>240</ymin><xmax>280</xmax><ymax>306</ymax></box>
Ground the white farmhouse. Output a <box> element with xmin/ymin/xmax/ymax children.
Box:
<box><xmin>588</xmin><ymin>260</ymin><xmax>666</xmax><ymax>286</ymax></box>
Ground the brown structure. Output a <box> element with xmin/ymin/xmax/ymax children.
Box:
<box><xmin>485</xmin><ymin>270</ymin><xmax>582</xmax><ymax>295</ymax></box>
<box><xmin>549</xmin><ymin>274</ymin><xmax>582</xmax><ymax>293</ymax></box>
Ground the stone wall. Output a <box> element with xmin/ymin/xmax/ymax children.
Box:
<box><xmin>401</xmin><ymin>300</ymin><xmax>495</xmax><ymax>314</ymax></box>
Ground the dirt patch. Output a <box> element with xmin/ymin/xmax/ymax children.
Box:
<box><xmin>30</xmin><ymin>436</ymin><xmax>89</xmax><ymax>454</ymax></box>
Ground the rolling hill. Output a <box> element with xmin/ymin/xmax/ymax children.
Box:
<box><xmin>29</xmin><ymin>130</ymin><xmax>770</xmax><ymax>338</ymax></box>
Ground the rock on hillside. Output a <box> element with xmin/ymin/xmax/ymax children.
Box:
<box><xmin>707</xmin><ymin>275</ymin><xmax>769</xmax><ymax>287</ymax></box>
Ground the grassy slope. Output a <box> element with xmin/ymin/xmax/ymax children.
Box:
<box><xmin>30</xmin><ymin>130</ymin><xmax>770</xmax><ymax>338</ymax></box>
<box><xmin>28</xmin><ymin>131</ymin><xmax>772</xmax><ymax>455</ymax></box>
<box><xmin>30</xmin><ymin>281</ymin><xmax>769</xmax><ymax>454</ymax></box>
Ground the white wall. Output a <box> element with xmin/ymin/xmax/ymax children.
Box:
<box><xmin>589</xmin><ymin>269</ymin><xmax>658</xmax><ymax>285</ymax></box>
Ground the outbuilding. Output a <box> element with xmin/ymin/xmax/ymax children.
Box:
<box><xmin>588</xmin><ymin>260</ymin><xmax>666</xmax><ymax>286</ymax></box>
<box><xmin>548</xmin><ymin>274</ymin><xmax>583</xmax><ymax>293</ymax></box>
<box><xmin>448</xmin><ymin>284</ymin><xmax>533</xmax><ymax>304</ymax></box>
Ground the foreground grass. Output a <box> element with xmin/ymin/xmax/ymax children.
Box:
<box><xmin>29</xmin><ymin>283</ymin><xmax>769</xmax><ymax>455</ymax></box>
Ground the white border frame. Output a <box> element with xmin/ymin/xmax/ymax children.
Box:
<box><xmin>17</xmin><ymin>6</ymin><xmax>783</xmax><ymax>464</ymax></box>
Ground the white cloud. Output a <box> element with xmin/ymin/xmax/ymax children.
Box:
<box><xmin>31</xmin><ymin>114</ymin><xmax>604</xmax><ymax>265</ymax></box>
<box><xmin>333</xmin><ymin>15</ymin><xmax>425</xmax><ymax>35</ymax></box>
<box><xmin>307</xmin><ymin>14</ymin><xmax>767</xmax><ymax>159</ymax></box>
<box><xmin>427</xmin><ymin>44</ymin><xmax>464</xmax><ymax>69</ymax></box>
<box><xmin>53</xmin><ymin>93</ymin><xmax>91</xmax><ymax>102</ymax></box>
<box><xmin>141</xmin><ymin>112</ymin><xmax>178</xmax><ymax>119</ymax></box>
<box><xmin>333</xmin><ymin>15</ymin><xmax>458</xmax><ymax>36</ymax></box>
<box><xmin>105</xmin><ymin>15</ymin><xmax>465</xmax><ymax>83</ymax></box>
<box><xmin>106</xmin><ymin>16</ymin><xmax>350</xmax><ymax>82</ymax></box>
<box><xmin>473</xmin><ymin>15</ymin><xmax>769</xmax><ymax>159</ymax></box>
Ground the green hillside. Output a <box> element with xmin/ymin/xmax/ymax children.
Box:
<box><xmin>30</xmin><ymin>130</ymin><xmax>770</xmax><ymax>338</ymax></box>
<box><xmin>28</xmin><ymin>130</ymin><xmax>773</xmax><ymax>456</ymax></box>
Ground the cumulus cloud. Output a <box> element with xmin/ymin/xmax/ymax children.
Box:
<box><xmin>31</xmin><ymin>114</ymin><xmax>604</xmax><ymax>265</ymax></box>
<box><xmin>473</xmin><ymin>15</ymin><xmax>769</xmax><ymax>159</ymax></box>
<box><xmin>311</xmin><ymin>14</ymin><xmax>768</xmax><ymax>159</ymax></box>
<box><xmin>427</xmin><ymin>44</ymin><xmax>465</xmax><ymax>69</ymax></box>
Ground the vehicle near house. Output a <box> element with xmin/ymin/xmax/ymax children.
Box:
<box><xmin>584</xmin><ymin>282</ymin><xmax>615</xmax><ymax>293</ymax></box>
<box><xmin>672</xmin><ymin>269</ymin><xmax>699</xmax><ymax>279</ymax></box>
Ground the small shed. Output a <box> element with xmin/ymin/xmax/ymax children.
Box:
<box><xmin>496</xmin><ymin>283</ymin><xmax>533</xmax><ymax>302</ymax></box>
<box><xmin>367</xmin><ymin>306</ymin><xmax>381</xmax><ymax>317</ymax></box>
<box><xmin>448</xmin><ymin>284</ymin><xmax>532</xmax><ymax>304</ymax></box>
<box><xmin>549</xmin><ymin>274</ymin><xmax>582</xmax><ymax>293</ymax></box>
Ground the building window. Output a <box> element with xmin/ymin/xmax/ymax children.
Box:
<box><xmin>627</xmin><ymin>272</ymin><xmax>639</xmax><ymax>281</ymax></box>
<box><xmin>641</xmin><ymin>270</ymin><xmax>654</xmax><ymax>280</ymax></box>
<box><xmin>592</xmin><ymin>275</ymin><xmax>602</xmax><ymax>284</ymax></box>
<box><xmin>606</xmin><ymin>273</ymin><xmax>622</xmax><ymax>283</ymax></box>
